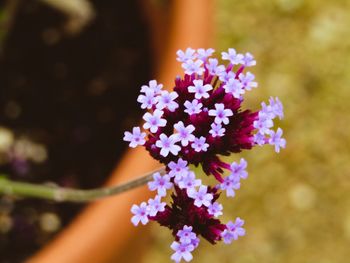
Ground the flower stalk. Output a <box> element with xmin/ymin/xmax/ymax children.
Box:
<box><xmin>0</xmin><ymin>166</ymin><xmax>165</xmax><ymax>202</ymax></box>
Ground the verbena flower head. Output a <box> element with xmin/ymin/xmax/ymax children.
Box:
<box><xmin>124</xmin><ymin>48</ymin><xmax>286</xmax><ymax>262</ymax></box>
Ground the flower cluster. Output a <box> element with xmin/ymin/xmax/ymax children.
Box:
<box><xmin>124</xmin><ymin>48</ymin><xmax>286</xmax><ymax>262</ymax></box>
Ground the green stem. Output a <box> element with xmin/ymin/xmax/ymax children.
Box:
<box><xmin>0</xmin><ymin>167</ymin><xmax>165</xmax><ymax>202</ymax></box>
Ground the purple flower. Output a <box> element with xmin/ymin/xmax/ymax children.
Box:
<box><xmin>177</xmin><ymin>171</ymin><xmax>202</xmax><ymax>193</ymax></box>
<box><xmin>123</xmin><ymin>127</ymin><xmax>146</xmax><ymax>148</ymax></box>
<box><xmin>230</xmin><ymin>158</ymin><xmax>248</xmax><ymax>180</ymax></box>
<box><xmin>258</xmin><ymin>97</ymin><xmax>284</xmax><ymax>133</ymax></box>
<box><xmin>254</xmin><ymin>111</ymin><xmax>274</xmax><ymax>135</ymax></box>
<box><xmin>191</xmin><ymin>136</ymin><xmax>209</xmax><ymax>152</ymax></box>
<box><xmin>208</xmin><ymin>103</ymin><xmax>233</xmax><ymax>125</ymax></box>
<box><xmin>223</xmin><ymin>78</ymin><xmax>245</xmax><ymax>98</ymax></box>
<box><xmin>239</xmin><ymin>72</ymin><xmax>258</xmax><ymax>90</ymax></box>
<box><xmin>177</xmin><ymin>225</ymin><xmax>197</xmax><ymax>244</ymax></box>
<box><xmin>126</xmin><ymin>48</ymin><xmax>286</xmax><ymax>262</ymax></box>
<box><xmin>148</xmin><ymin>172</ymin><xmax>173</xmax><ymax>197</ymax></box>
<box><xmin>184</xmin><ymin>99</ymin><xmax>203</xmax><ymax>115</ymax></box>
<box><xmin>137</xmin><ymin>89</ymin><xmax>158</xmax><ymax>109</ymax></box>
<box><xmin>221</xmin><ymin>230</ymin><xmax>234</xmax><ymax>244</ymax></box>
<box><xmin>268</xmin><ymin>128</ymin><xmax>286</xmax><ymax>153</ymax></box>
<box><xmin>131</xmin><ymin>202</ymin><xmax>149</xmax><ymax>226</ymax></box>
<box><xmin>221</xmin><ymin>48</ymin><xmax>244</xmax><ymax>65</ymax></box>
<box><xmin>221</xmin><ymin>218</ymin><xmax>246</xmax><ymax>244</ymax></box>
<box><xmin>220</xmin><ymin>175</ymin><xmax>241</xmax><ymax>197</ymax></box>
<box><xmin>174</xmin><ymin>121</ymin><xmax>195</xmax><ymax>146</ymax></box>
<box><xmin>182</xmin><ymin>59</ymin><xmax>204</xmax><ymax>75</ymax></box>
<box><xmin>208</xmin><ymin>202</ymin><xmax>223</xmax><ymax>218</ymax></box>
<box><xmin>133</xmin><ymin>48</ymin><xmax>283</xmax><ymax>186</ymax></box>
<box><xmin>218</xmin><ymin>71</ymin><xmax>236</xmax><ymax>83</ymax></box>
<box><xmin>209</xmin><ymin>123</ymin><xmax>226</xmax><ymax>137</ymax></box>
<box><xmin>188</xmin><ymin>185</ymin><xmax>213</xmax><ymax>207</ymax></box>
<box><xmin>191</xmin><ymin>237</ymin><xmax>200</xmax><ymax>249</ymax></box>
<box><xmin>170</xmin><ymin>241</ymin><xmax>195</xmax><ymax>263</ymax></box>
<box><xmin>253</xmin><ymin>132</ymin><xmax>268</xmax><ymax>146</ymax></box>
<box><xmin>177</xmin><ymin>48</ymin><xmax>197</xmax><ymax>63</ymax></box>
<box><xmin>228</xmin><ymin>218</ymin><xmax>246</xmax><ymax>238</ymax></box>
<box><xmin>260</xmin><ymin>102</ymin><xmax>275</xmax><ymax>120</ymax></box>
<box><xmin>148</xmin><ymin>195</ymin><xmax>167</xmax><ymax>216</ymax></box>
<box><xmin>206</xmin><ymin>58</ymin><xmax>225</xmax><ymax>76</ymax></box>
<box><xmin>242</xmin><ymin>52</ymin><xmax>256</xmax><ymax>67</ymax></box>
<box><xmin>157</xmin><ymin>91</ymin><xmax>179</xmax><ymax>112</ymax></box>
<box><xmin>156</xmin><ymin>133</ymin><xmax>181</xmax><ymax>157</ymax></box>
<box><xmin>143</xmin><ymin>109</ymin><xmax>167</xmax><ymax>133</ymax></box>
<box><xmin>268</xmin><ymin>97</ymin><xmax>284</xmax><ymax>120</ymax></box>
<box><xmin>197</xmin><ymin>48</ymin><xmax>215</xmax><ymax>61</ymax></box>
<box><xmin>168</xmin><ymin>158</ymin><xmax>189</xmax><ymax>178</ymax></box>
<box><xmin>140</xmin><ymin>80</ymin><xmax>163</xmax><ymax>95</ymax></box>
<box><xmin>188</xmin><ymin>79</ymin><xmax>212</xmax><ymax>99</ymax></box>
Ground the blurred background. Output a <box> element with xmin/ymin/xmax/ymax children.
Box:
<box><xmin>0</xmin><ymin>0</ymin><xmax>350</xmax><ymax>262</ymax></box>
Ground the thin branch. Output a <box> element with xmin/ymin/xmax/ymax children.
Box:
<box><xmin>0</xmin><ymin>166</ymin><xmax>165</xmax><ymax>202</ymax></box>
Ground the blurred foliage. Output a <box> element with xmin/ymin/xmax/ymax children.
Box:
<box><xmin>144</xmin><ymin>0</ymin><xmax>350</xmax><ymax>262</ymax></box>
